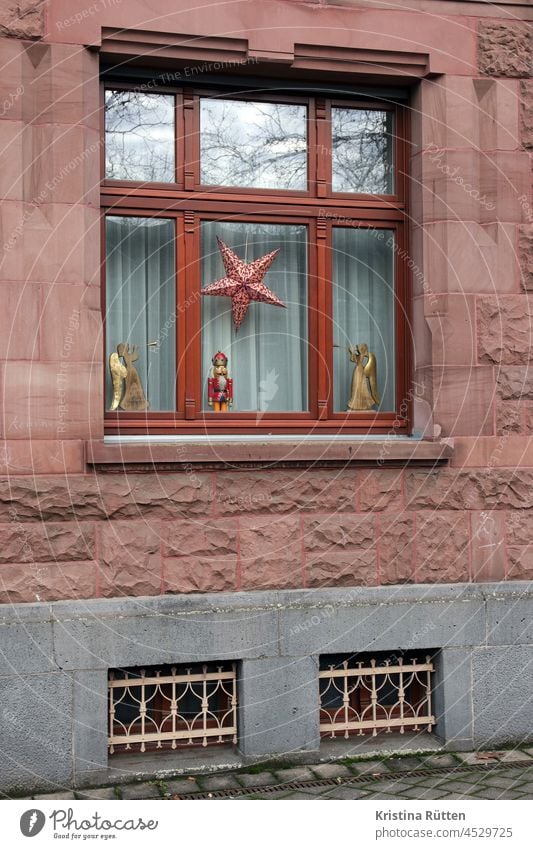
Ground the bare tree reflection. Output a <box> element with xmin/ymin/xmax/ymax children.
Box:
<box><xmin>332</xmin><ymin>108</ymin><xmax>393</xmax><ymax>194</ymax></box>
<box><xmin>200</xmin><ymin>99</ymin><xmax>307</xmax><ymax>190</ymax></box>
<box><xmin>105</xmin><ymin>90</ymin><xmax>175</xmax><ymax>183</ymax></box>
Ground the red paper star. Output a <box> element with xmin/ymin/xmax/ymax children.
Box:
<box><xmin>201</xmin><ymin>237</ymin><xmax>285</xmax><ymax>331</ymax></box>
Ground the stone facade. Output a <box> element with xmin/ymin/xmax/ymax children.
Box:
<box><xmin>0</xmin><ymin>0</ymin><xmax>532</xmax><ymax>792</ymax></box>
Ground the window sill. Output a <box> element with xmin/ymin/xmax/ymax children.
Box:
<box><xmin>85</xmin><ymin>437</ymin><xmax>453</xmax><ymax>471</ymax></box>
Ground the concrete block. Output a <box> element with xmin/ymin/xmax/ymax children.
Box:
<box><xmin>432</xmin><ymin>647</ymin><xmax>473</xmax><ymax>747</ymax></box>
<box><xmin>472</xmin><ymin>646</ymin><xmax>533</xmax><ymax>747</ymax></box>
<box><xmin>0</xmin><ymin>620</ymin><xmax>56</xmax><ymax>676</ymax></box>
<box><xmin>238</xmin><ymin>657</ymin><xmax>320</xmax><ymax>758</ymax></box>
<box><xmin>72</xmin><ymin>670</ymin><xmax>108</xmax><ymax>785</ymax></box>
<box><xmin>0</xmin><ymin>672</ymin><xmax>73</xmax><ymax>794</ymax></box>
<box><xmin>280</xmin><ymin>595</ymin><xmax>485</xmax><ymax>656</ymax></box>
<box><xmin>487</xmin><ymin>594</ymin><xmax>533</xmax><ymax>645</ymax></box>
<box><xmin>53</xmin><ymin>605</ymin><xmax>279</xmax><ymax>670</ymax></box>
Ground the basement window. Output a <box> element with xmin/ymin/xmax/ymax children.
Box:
<box><xmin>108</xmin><ymin>662</ymin><xmax>237</xmax><ymax>753</ymax></box>
<box><xmin>319</xmin><ymin>651</ymin><xmax>435</xmax><ymax>738</ymax></box>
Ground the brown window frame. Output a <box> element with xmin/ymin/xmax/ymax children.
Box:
<box><xmin>101</xmin><ymin>81</ymin><xmax>411</xmax><ymax>436</ymax></box>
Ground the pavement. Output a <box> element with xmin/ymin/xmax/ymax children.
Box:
<box><xmin>29</xmin><ymin>747</ymin><xmax>533</xmax><ymax>801</ymax></box>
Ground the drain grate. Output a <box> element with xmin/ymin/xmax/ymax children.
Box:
<box><xmin>177</xmin><ymin>760</ymin><xmax>530</xmax><ymax>800</ymax></box>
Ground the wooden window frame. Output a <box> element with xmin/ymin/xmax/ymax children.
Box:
<box><xmin>101</xmin><ymin>81</ymin><xmax>411</xmax><ymax>436</ymax></box>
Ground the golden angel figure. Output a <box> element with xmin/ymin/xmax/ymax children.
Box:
<box><xmin>108</xmin><ymin>351</ymin><xmax>128</xmax><ymax>411</ymax></box>
<box><xmin>347</xmin><ymin>343</ymin><xmax>381</xmax><ymax>411</ymax></box>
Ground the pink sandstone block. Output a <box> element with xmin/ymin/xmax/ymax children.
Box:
<box><xmin>419</xmin><ymin>222</ymin><xmax>518</xmax><ymax>296</ymax></box>
<box><xmin>239</xmin><ymin>514</ymin><xmax>303</xmax><ymax>589</ymax></box>
<box><xmin>505</xmin><ymin>510</ymin><xmax>533</xmax><ymax>546</ymax></box>
<box><xmin>521</xmin><ymin>80</ymin><xmax>533</xmax><ymax>150</ymax></box>
<box><xmin>412</xmin><ymin>77</ymin><xmax>519</xmax><ymax>155</ymax></box>
<box><xmin>3</xmin><ymin>360</ymin><xmax>102</xmax><ymax>439</ymax></box>
<box><xmin>358</xmin><ymin>469</ymin><xmax>403</xmax><ymax>512</ymax></box>
<box><xmin>479</xmin><ymin>151</ymin><xmax>531</xmax><ymax>224</ymax></box>
<box><xmin>451</xmin><ymin>436</ymin><xmax>533</xmax><ymax>469</ymax></box>
<box><xmin>0</xmin><ymin>37</ymin><xmax>25</xmax><ymax>121</ymax></box>
<box><xmin>0</xmin><ymin>120</ymin><xmax>23</xmax><ymax>201</ymax></box>
<box><xmin>307</xmin><ymin>549</ymin><xmax>377</xmax><ymax>589</ymax></box>
<box><xmin>98</xmin><ymin>562</ymin><xmax>161</xmax><ymax>598</ymax></box>
<box><xmin>471</xmin><ymin>511</ymin><xmax>507</xmax><ymax>582</ymax></box>
<box><xmin>428</xmin><ymin>365</ymin><xmax>495</xmax><ymax>437</ymax></box>
<box><xmin>497</xmin><ymin>365</ymin><xmax>533</xmax><ymax>400</ymax></box>
<box><xmin>100</xmin><ymin>473</ymin><xmax>214</xmax><ymax>519</ymax></box>
<box><xmin>0</xmin><ymin>520</ymin><xmax>95</xmax><ymax>562</ymax></box>
<box><xmin>507</xmin><ymin>546</ymin><xmax>533</xmax><ymax>581</ymax></box>
<box><xmin>98</xmin><ymin>519</ymin><xmax>162</xmax><ymax>597</ymax></box>
<box><xmin>496</xmin><ymin>401</ymin><xmax>522</xmax><ymax>435</ymax></box>
<box><xmin>415</xmin><ymin>511</ymin><xmax>470</xmax><ymax>584</ymax></box>
<box><xmin>378</xmin><ymin>513</ymin><xmax>415</xmax><ymax>585</ymax></box>
<box><xmin>26</xmin><ymin>124</ymin><xmax>100</xmax><ymax>207</ymax></box>
<box><xmin>417</xmin><ymin>294</ymin><xmax>477</xmax><ymax>368</ymax></box>
<box><xmin>163</xmin><ymin>556</ymin><xmax>236</xmax><ymax>594</ymax></box>
<box><xmin>32</xmin><ymin>43</ymin><xmax>100</xmax><ymax>130</ymax></box>
<box><xmin>0</xmin><ymin>440</ymin><xmax>84</xmax><ymax>474</ymax></box>
<box><xmin>478</xmin><ymin>295</ymin><xmax>533</xmax><ymax>365</ymax></box>
<box><xmin>0</xmin><ymin>0</ymin><xmax>43</xmax><ymax>39</ymax></box>
<box><xmin>411</xmin><ymin>149</ymin><xmax>483</xmax><ymax>224</ymax></box>
<box><xmin>407</xmin><ymin>468</ymin><xmax>533</xmax><ymax>511</ymax></box>
<box><xmin>302</xmin><ymin>513</ymin><xmax>374</xmax><ymax>551</ymax></box>
<box><xmin>0</xmin><ymin>560</ymin><xmax>96</xmax><ymax>604</ymax></box>
<box><xmin>478</xmin><ymin>21</ymin><xmax>532</xmax><ymax>78</ymax></box>
<box><xmin>164</xmin><ymin>517</ymin><xmax>238</xmax><ymax>557</ymax></box>
<box><xmin>216</xmin><ymin>470</ymin><xmax>356</xmax><ymax>515</ymax></box>
<box><xmin>18</xmin><ymin>203</ymin><xmax>100</xmax><ymax>286</ymax></box>
<box><xmin>99</xmin><ymin>520</ymin><xmax>162</xmax><ymax>574</ymax></box>
<box><xmin>519</xmin><ymin>225</ymin><xmax>533</xmax><ymax>291</ymax></box>
<box><xmin>239</xmin><ymin>515</ymin><xmax>302</xmax><ymax>582</ymax></box>
<box><xmin>0</xmin><ymin>281</ymin><xmax>41</xmax><ymax>360</ymax></box>
<box><xmin>39</xmin><ymin>283</ymin><xmax>102</xmax><ymax>363</ymax></box>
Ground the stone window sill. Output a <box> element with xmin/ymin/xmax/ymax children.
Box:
<box><xmin>85</xmin><ymin>437</ymin><xmax>453</xmax><ymax>471</ymax></box>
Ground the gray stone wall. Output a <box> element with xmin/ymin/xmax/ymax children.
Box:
<box><xmin>1</xmin><ymin>582</ymin><xmax>533</xmax><ymax>794</ymax></box>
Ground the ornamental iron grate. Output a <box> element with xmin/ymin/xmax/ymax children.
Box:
<box><xmin>108</xmin><ymin>662</ymin><xmax>238</xmax><ymax>753</ymax></box>
<box><xmin>319</xmin><ymin>654</ymin><xmax>435</xmax><ymax>738</ymax></box>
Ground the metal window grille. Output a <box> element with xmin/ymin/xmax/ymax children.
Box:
<box><xmin>319</xmin><ymin>655</ymin><xmax>435</xmax><ymax>738</ymax></box>
<box><xmin>108</xmin><ymin>663</ymin><xmax>238</xmax><ymax>753</ymax></box>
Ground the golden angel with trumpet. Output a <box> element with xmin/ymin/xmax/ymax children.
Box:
<box><xmin>346</xmin><ymin>343</ymin><xmax>380</xmax><ymax>411</ymax></box>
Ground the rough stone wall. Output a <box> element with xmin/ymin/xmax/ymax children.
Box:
<box><xmin>1</xmin><ymin>466</ymin><xmax>533</xmax><ymax>602</ymax></box>
<box><xmin>0</xmin><ymin>1</ymin><xmax>532</xmax><ymax>604</ymax></box>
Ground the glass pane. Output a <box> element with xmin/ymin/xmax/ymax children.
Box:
<box><xmin>201</xmin><ymin>222</ymin><xmax>308</xmax><ymax>412</ymax></box>
<box><xmin>106</xmin><ymin>216</ymin><xmax>176</xmax><ymax>412</ymax></box>
<box><xmin>105</xmin><ymin>90</ymin><xmax>175</xmax><ymax>182</ymax></box>
<box><xmin>332</xmin><ymin>228</ymin><xmax>395</xmax><ymax>412</ymax></box>
<box><xmin>332</xmin><ymin>108</ymin><xmax>394</xmax><ymax>194</ymax></box>
<box><xmin>200</xmin><ymin>98</ymin><xmax>307</xmax><ymax>190</ymax></box>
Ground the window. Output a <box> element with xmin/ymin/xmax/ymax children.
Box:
<box><xmin>319</xmin><ymin>652</ymin><xmax>435</xmax><ymax>739</ymax></box>
<box><xmin>108</xmin><ymin>662</ymin><xmax>238</xmax><ymax>753</ymax></box>
<box><xmin>102</xmin><ymin>84</ymin><xmax>409</xmax><ymax>435</ymax></box>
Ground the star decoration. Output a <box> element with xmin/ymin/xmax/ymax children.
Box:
<box><xmin>201</xmin><ymin>237</ymin><xmax>285</xmax><ymax>331</ymax></box>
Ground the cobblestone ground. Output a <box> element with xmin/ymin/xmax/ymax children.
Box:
<box><xmin>31</xmin><ymin>748</ymin><xmax>533</xmax><ymax>801</ymax></box>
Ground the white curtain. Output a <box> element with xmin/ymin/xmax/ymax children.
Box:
<box><xmin>332</xmin><ymin>228</ymin><xmax>395</xmax><ymax>412</ymax></box>
<box><xmin>105</xmin><ymin>216</ymin><xmax>176</xmax><ymax>411</ymax></box>
<box><xmin>201</xmin><ymin>222</ymin><xmax>308</xmax><ymax>412</ymax></box>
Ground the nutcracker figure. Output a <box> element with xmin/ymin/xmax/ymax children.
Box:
<box><xmin>208</xmin><ymin>351</ymin><xmax>233</xmax><ymax>412</ymax></box>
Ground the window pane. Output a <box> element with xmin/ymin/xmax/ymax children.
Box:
<box><xmin>332</xmin><ymin>228</ymin><xmax>395</xmax><ymax>412</ymax></box>
<box><xmin>106</xmin><ymin>217</ymin><xmax>176</xmax><ymax>412</ymax></box>
<box><xmin>332</xmin><ymin>108</ymin><xmax>394</xmax><ymax>194</ymax></box>
<box><xmin>201</xmin><ymin>222</ymin><xmax>308</xmax><ymax>412</ymax></box>
<box><xmin>200</xmin><ymin>99</ymin><xmax>307</xmax><ymax>190</ymax></box>
<box><xmin>105</xmin><ymin>90</ymin><xmax>175</xmax><ymax>182</ymax></box>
